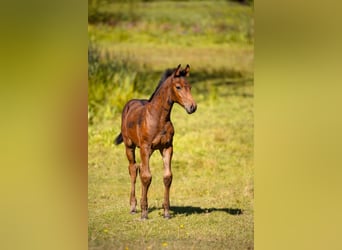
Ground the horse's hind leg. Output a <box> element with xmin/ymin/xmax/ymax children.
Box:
<box><xmin>126</xmin><ymin>146</ymin><xmax>138</xmax><ymax>214</ymax></box>
<box><xmin>160</xmin><ymin>146</ymin><xmax>173</xmax><ymax>219</ymax></box>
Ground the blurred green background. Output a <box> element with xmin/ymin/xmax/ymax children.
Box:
<box><xmin>88</xmin><ymin>0</ymin><xmax>254</xmax><ymax>125</ymax></box>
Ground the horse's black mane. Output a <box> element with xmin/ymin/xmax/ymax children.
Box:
<box><xmin>148</xmin><ymin>68</ymin><xmax>175</xmax><ymax>101</ymax></box>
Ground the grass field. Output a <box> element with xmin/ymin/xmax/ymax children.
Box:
<box><xmin>89</xmin><ymin>1</ymin><xmax>253</xmax><ymax>249</ymax></box>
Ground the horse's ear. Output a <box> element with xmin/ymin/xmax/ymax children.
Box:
<box><xmin>184</xmin><ymin>64</ymin><xmax>190</xmax><ymax>76</ymax></box>
<box><xmin>173</xmin><ymin>64</ymin><xmax>181</xmax><ymax>77</ymax></box>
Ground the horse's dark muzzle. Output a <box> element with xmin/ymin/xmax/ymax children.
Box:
<box><xmin>186</xmin><ymin>104</ymin><xmax>197</xmax><ymax>114</ymax></box>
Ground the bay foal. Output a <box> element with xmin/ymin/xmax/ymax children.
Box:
<box><xmin>114</xmin><ymin>64</ymin><xmax>197</xmax><ymax>219</ymax></box>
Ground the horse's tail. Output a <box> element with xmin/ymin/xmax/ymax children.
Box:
<box><xmin>114</xmin><ymin>133</ymin><xmax>123</xmax><ymax>145</ymax></box>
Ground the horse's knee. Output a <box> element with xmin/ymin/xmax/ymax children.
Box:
<box><xmin>141</xmin><ymin>172</ymin><xmax>152</xmax><ymax>186</ymax></box>
<box><xmin>163</xmin><ymin>173</ymin><xmax>173</xmax><ymax>187</ymax></box>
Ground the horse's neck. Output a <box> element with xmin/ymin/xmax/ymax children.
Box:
<box><xmin>148</xmin><ymin>85</ymin><xmax>174</xmax><ymax>121</ymax></box>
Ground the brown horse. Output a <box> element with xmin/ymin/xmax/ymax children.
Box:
<box><xmin>114</xmin><ymin>64</ymin><xmax>197</xmax><ymax>219</ymax></box>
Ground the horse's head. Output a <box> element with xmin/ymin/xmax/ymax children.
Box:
<box><xmin>170</xmin><ymin>64</ymin><xmax>197</xmax><ymax>114</ymax></box>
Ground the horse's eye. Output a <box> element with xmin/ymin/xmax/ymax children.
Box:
<box><xmin>176</xmin><ymin>86</ymin><xmax>181</xmax><ymax>90</ymax></box>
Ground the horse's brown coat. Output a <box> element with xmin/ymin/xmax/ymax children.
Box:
<box><xmin>115</xmin><ymin>64</ymin><xmax>196</xmax><ymax>219</ymax></box>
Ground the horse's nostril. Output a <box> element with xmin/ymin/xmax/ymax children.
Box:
<box><xmin>192</xmin><ymin>104</ymin><xmax>197</xmax><ymax>113</ymax></box>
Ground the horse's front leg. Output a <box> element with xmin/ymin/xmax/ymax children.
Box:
<box><xmin>139</xmin><ymin>145</ymin><xmax>152</xmax><ymax>219</ymax></box>
<box><xmin>160</xmin><ymin>146</ymin><xmax>173</xmax><ymax>219</ymax></box>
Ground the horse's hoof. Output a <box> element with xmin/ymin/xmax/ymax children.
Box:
<box><xmin>164</xmin><ymin>214</ymin><xmax>171</xmax><ymax>219</ymax></box>
<box><xmin>140</xmin><ymin>209</ymin><xmax>149</xmax><ymax>220</ymax></box>
<box><xmin>130</xmin><ymin>207</ymin><xmax>137</xmax><ymax>214</ymax></box>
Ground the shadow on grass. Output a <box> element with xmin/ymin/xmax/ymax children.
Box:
<box><xmin>170</xmin><ymin>206</ymin><xmax>243</xmax><ymax>216</ymax></box>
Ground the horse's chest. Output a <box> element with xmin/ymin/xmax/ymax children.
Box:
<box><xmin>151</xmin><ymin>123</ymin><xmax>174</xmax><ymax>148</ymax></box>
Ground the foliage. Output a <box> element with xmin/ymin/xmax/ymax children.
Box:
<box><xmin>88</xmin><ymin>42</ymin><xmax>139</xmax><ymax>124</ymax></box>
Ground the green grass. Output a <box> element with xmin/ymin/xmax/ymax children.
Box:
<box><xmin>89</xmin><ymin>1</ymin><xmax>254</xmax><ymax>45</ymax></box>
<box><xmin>88</xmin><ymin>82</ymin><xmax>253</xmax><ymax>249</ymax></box>
<box><xmin>88</xmin><ymin>1</ymin><xmax>253</xmax><ymax>249</ymax></box>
